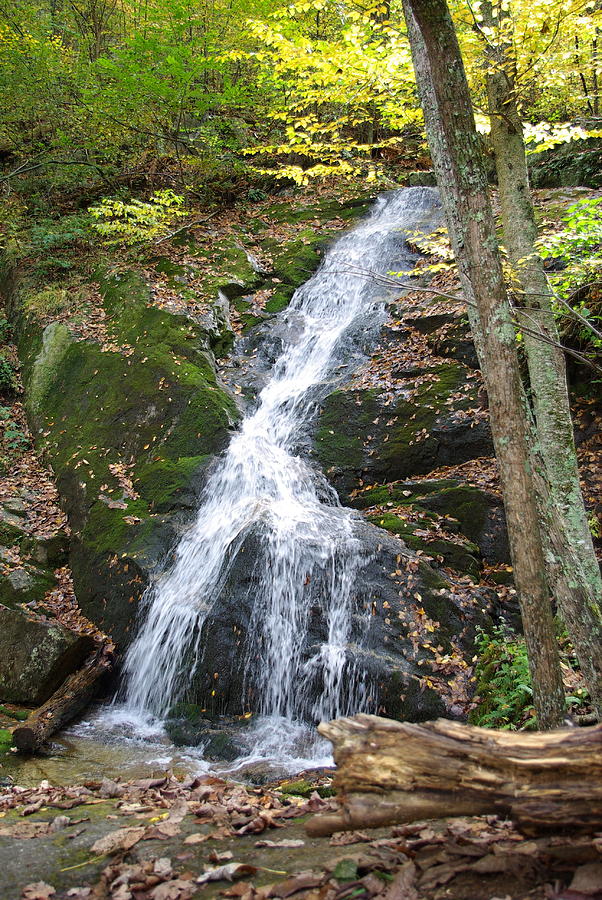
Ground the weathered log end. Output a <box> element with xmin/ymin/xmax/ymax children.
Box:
<box><xmin>13</xmin><ymin>643</ymin><xmax>113</xmax><ymax>753</ymax></box>
<box><xmin>306</xmin><ymin>714</ymin><xmax>602</xmax><ymax>836</ymax></box>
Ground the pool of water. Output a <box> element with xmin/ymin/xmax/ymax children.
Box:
<box><xmin>1</xmin><ymin>703</ymin><xmax>334</xmax><ymax>788</ymax></box>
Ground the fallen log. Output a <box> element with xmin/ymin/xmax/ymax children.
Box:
<box><xmin>306</xmin><ymin>714</ymin><xmax>602</xmax><ymax>836</ymax></box>
<box><xmin>13</xmin><ymin>643</ymin><xmax>113</xmax><ymax>753</ymax></box>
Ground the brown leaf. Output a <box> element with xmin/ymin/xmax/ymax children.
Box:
<box><xmin>266</xmin><ymin>872</ymin><xmax>324</xmax><ymax>898</ymax></box>
<box><xmin>183</xmin><ymin>833</ymin><xmax>209</xmax><ymax>845</ymax></box>
<box><xmin>254</xmin><ymin>840</ymin><xmax>305</xmax><ymax>849</ymax></box>
<box><xmin>209</xmin><ymin>850</ymin><xmax>234</xmax><ymax>863</ymax></box>
<box><xmin>151</xmin><ymin>879</ymin><xmax>197</xmax><ymax>900</ymax></box>
<box><xmin>329</xmin><ymin>832</ymin><xmax>370</xmax><ymax>847</ymax></box>
<box><xmin>197</xmin><ymin>863</ymin><xmax>258</xmax><ymax>885</ymax></box>
<box><xmin>21</xmin><ymin>884</ymin><xmax>56</xmax><ymax>900</ymax></box>
<box><xmin>91</xmin><ymin>825</ymin><xmax>146</xmax><ymax>855</ymax></box>
<box><xmin>382</xmin><ymin>863</ymin><xmax>418</xmax><ymax>900</ymax></box>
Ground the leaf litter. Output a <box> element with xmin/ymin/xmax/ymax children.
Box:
<box><xmin>2</xmin><ymin>771</ymin><xmax>601</xmax><ymax>900</ymax></box>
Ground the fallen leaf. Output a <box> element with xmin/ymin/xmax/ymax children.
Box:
<box><xmin>183</xmin><ymin>833</ymin><xmax>208</xmax><ymax>845</ymax></box>
<box><xmin>254</xmin><ymin>840</ymin><xmax>305</xmax><ymax>849</ymax></box>
<box><xmin>151</xmin><ymin>879</ymin><xmax>197</xmax><ymax>900</ymax></box>
<box><xmin>21</xmin><ymin>884</ymin><xmax>56</xmax><ymax>900</ymax></box>
<box><xmin>197</xmin><ymin>863</ymin><xmax>258</xmax><ymax>885</ymax></box>
<box><xmin>91</xmin><ymin>826</ymin><xmax>146</xmax><ymax>855</ymax></box>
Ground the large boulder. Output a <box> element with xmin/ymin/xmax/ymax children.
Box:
<box><xmin>185</xmin><ymin>520</ymin><xmax>493</xmax><ymax>722</ymax></box>
<box><xmin>16</xmin><ymin>271</ymin><xmax>239</xmax><ymax>649</ymax></box>
<box><xmin>314</xmin><ymin>363</ymin><xmax>493</xmax><ymax>502</ymax></box>
<box><xmin>0</xmin><ymin>602</ymin><xmax>94</xmax><ymax>705</ymax></box>
<box><xmin>352</xmin><ymin>479</ymin><xmax>510</xmax><ymax>566</ymax></box>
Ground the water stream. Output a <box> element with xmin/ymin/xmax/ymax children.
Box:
<box><xmin>28</xmin><ymin>188</ymin><xmax>442</xmax><ymax>784</ymax></box>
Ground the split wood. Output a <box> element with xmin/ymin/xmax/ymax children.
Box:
<box><xmin>306</xmin><ymin>714</ymin><xmax>602</xmax><ymax>836</ymax></box>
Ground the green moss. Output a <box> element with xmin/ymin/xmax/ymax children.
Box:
<box><xmin>26</xmin><ymin>322</ymin><xmax>73</xmax><ymax>417</ymax></box>
<box><xmin>0</xmin><ymin>705</ymin><xmax>29</xmax><ymax>721</ymax></box>
<box><xmin>0</xmin><ymin>520</ymin><xmax>25</xmax><ymax>546</ymax></box>
<box><xmin>135</xmin><ymin>456</ymin><xmax>209</xmax><ymax>512</ymax></box>
<box><xmin>0</xmin><ymin>728</ymin><xmax>12</xmax><ymax>752</ymax></box>
<box><xmin>315</xmin><ymin>388</ymin><xmax>379</xmax><ymax>471</ymax></box>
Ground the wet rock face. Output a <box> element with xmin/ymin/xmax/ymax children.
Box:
<box><xmin>314</xmin><ymin>364</ymin><xmax>493</xmax><ymax>501</ymax></box>
<box><xmin>186</xmin><ymin>521</ymin><xmax>492</xmax><ymax>721</ymax></box>
<box><xmin>0</xmin><ymin>603</ymin><xmax>94</xmax><ymax>704</ymax></box>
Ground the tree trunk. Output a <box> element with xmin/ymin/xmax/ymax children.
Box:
<box><xmin>306</xmin><ymin>714</ymin><xmax>602</xmax><ymax>836</ymax></box>
<box><xmin>481</xmin><ymin>1</ymin><xmax>602</xmax><ymax>720</ymax></box>
<box><xmin>13</xmin><ymin>644</ymin><xmax>113</xmax><ymax>753</ymax></box>
<box><xmin>401</xmin><ymin>0</ymin><xmax>565</xmax><ymax>728</ymax></box>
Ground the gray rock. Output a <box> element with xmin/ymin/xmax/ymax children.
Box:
<box><xmin>0</xmin><ymin>603</ymin><xmax>95</xmax><ymax>704</ymax></box>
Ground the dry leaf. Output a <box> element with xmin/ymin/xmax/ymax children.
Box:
<box><xmin>91</xmin><ymin>826</ymin><xmax>146</xmax><ymax>855</ymax></box>
<box><xmin>197</xmin><ymin>863</ymin><xmax>258</xmax><ymax>885</ymax></box>
<box><xmin>150</xmin><ymin>879</ymin><xmax>197</xmax><ymax>900</ymax></box>
<box><xmin>21</xmin><ymin>884</ymin><xmax>56</xmax><ymax>900</ymax></box>
<box><xmin>254</xmin><ymin>840</ymin><xmax>305</xmax><ymax>849</ymax></box>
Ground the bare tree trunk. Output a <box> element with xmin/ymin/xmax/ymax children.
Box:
<box><xmin>401</xmin><ymin>0</ymin><xmax>565</xmax><ymax>728</ymax></box>
<box><xmin>481</xmin><ymin>1</ymin><xmax>602</xmax><ymax>717</ymax></box>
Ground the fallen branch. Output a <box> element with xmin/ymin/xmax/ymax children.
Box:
<box><xmin>154</xmin><ymin>209</ymin><xmax>220</xmax><ymax>245</ymax></box>
<box><xmin>13</xmin><ymin>643</ymin><xmax>113</xmax><ymax>753</ymax></box>
<box><xmin>306</xmin><ymin>714</ymin><xmax>602</xmax><ymax>836</ymax></box>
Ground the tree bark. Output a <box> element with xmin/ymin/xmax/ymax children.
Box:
<box><xmin>401</xmin><ymin>0</ymin><xmax>565</xmax><ymax>728</ymax></box>
<box><xmin>481</xmin><ymin>0</ymin><xmax>602</xmax><ymax>719</ymax></box>
<box><xmin>306</xmin><ymin>714</ymin><xmax>602</xmax><ymax>836</ymax></box>
<box><xmin>13</xmin><ymin>644</ymin><xmax>113</xmax><ymax>753</ymax></box>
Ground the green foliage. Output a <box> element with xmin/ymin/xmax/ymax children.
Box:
<box><xmin>89</xmin><ymin>190</ymin><xmax>187</xmax><ymax>246</ymax></box>
<box><xmin>538</xmin><ymin>198</ymin><xmax>602</xmax><ymax>352</ymax></box>
<box><xmin>0</xmin><ymin>354</ymin><xmax>16</xmax><ymax>393</ymax></box>
<box><xmin>469</xmin><ymin>624</ymin><xmax>536</xmax><ymax>730</ymax></box>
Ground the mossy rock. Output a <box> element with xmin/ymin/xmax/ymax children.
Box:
<box><xmin>15</xmin><ymin>268</ymin><xmax>239</xmax><ymax>648</ymax></box>
<box><xmin>367</xmin><ymin>512</ymin><xmax>481</xmax><ymax>580</ymax></box>
<box><xmin>529</xmin><ymin>137</ymin><xmax>602</xmax><ymax>189</ymax></box>
<box><xmin>354</xmin><ymin>479</ymin><xmax>509</xmax><ymax>566</ymax></box>
<box><xmin>0</xmin><ymin>603</ymin><xmax>94</xmax><ymax>705</ymax></box>
<box><xmin>315</xmin><ymin>364</ymin><xmax>492</xmax><ymax>501</ymax></box>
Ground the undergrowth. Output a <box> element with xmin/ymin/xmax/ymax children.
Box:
<box><xmin>469</xmin><ymin>622</ymin><xmax>590</xmax><ymax>730</ymax></box>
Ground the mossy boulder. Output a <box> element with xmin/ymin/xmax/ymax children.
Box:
<box><xmin>352</xmin><ymin>479</ymin><xmax>509</xmax><ymax>567</ymax></box>
<box><xmin>314</xmin><ymin>363</ymin><xmax>492</xmax><ymax>501</ymax></box>
<box><xmin>529</xmin><ymin>137</ymin><xmax>602</xmax><ymax>189</ymax></box>
<box><xmin>15</xmin><ymin>269</ymin><xmax>239</xmax><ymax>648</ymax></box>
<box><xmin>365</xmin><ymin>512</ymin><xmax>481</xmax><ymax>580</ymax></box>
<box><xmin>0</xmin><ymin>603</ymin><xmax>94</xmax><ymax>704</ymax></box>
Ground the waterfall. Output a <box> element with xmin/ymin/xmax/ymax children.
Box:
<box><xmin>119</xmin><ymin>188</ymin><xmax>441</xmax><ymax>758</ymax></box>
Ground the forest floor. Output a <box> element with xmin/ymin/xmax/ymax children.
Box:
<box><xmin>2</xmin><ymin>769</ymin><xmax>601</xmax><ymax>900</ymax></box>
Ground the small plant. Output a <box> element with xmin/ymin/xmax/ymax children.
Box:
<box><xmin>89</xmin><ymin>190</ymin><xmax>187</xmax><ymax>247</ymax></box>
<box><xmin>469</xmin><ymin>624</ymin><xmax>536</xmax><ymax>730</ymax></box>
<box><xmin>247</xmin><ymin>187</ymin><xmax>268</xmax><ymax>202</ymax></box>
<box><xmin>537</xmin><ymin>198</ymin><xmax>602</xmax><ymax>352</ymax></box>
<box><xmin>0</xmin><ymin>354</ymin><xmax>16</xmax><ymax>393</ymax></box>
<box><xmin>0</xmin><ymin>317</ymin><xmax>11</xmax><ymax>343</ymax></box>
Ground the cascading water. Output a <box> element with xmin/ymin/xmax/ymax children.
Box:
<box><xmin>115</xmin><ymin>187</ymin><xmax>442</xmax><ymax>768</ymax></box>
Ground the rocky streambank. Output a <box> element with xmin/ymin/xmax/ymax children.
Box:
<box><xmin>0</xmin><ymin>184</ymin><xmax>599</xmax><ymax>755</ymax></box>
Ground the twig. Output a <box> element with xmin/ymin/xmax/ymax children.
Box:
<box><xmin>153</xmin><ymin>210</ymin><xmax>220</xmax><ymax>245</ymax></box>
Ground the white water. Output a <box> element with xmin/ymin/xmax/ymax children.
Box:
<box><xmin>110</xmin><ymin>188</ymin><xmax>441</xmax><ymax>771</ymax></box>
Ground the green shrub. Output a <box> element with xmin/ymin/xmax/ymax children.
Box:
<box><xmin>0</xmin><ymin>354</ymin><xmax>16</xmax><ymax>393</ymax></box>
<box><xmin>89</xmin><ymin>190</ymin><xmax>187</xmax><ymax>246</ymax></box>
<box><xmin>469</xmin><ymin>624</ymin><xmax>536</xmax><ymax>730</ymax></box>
